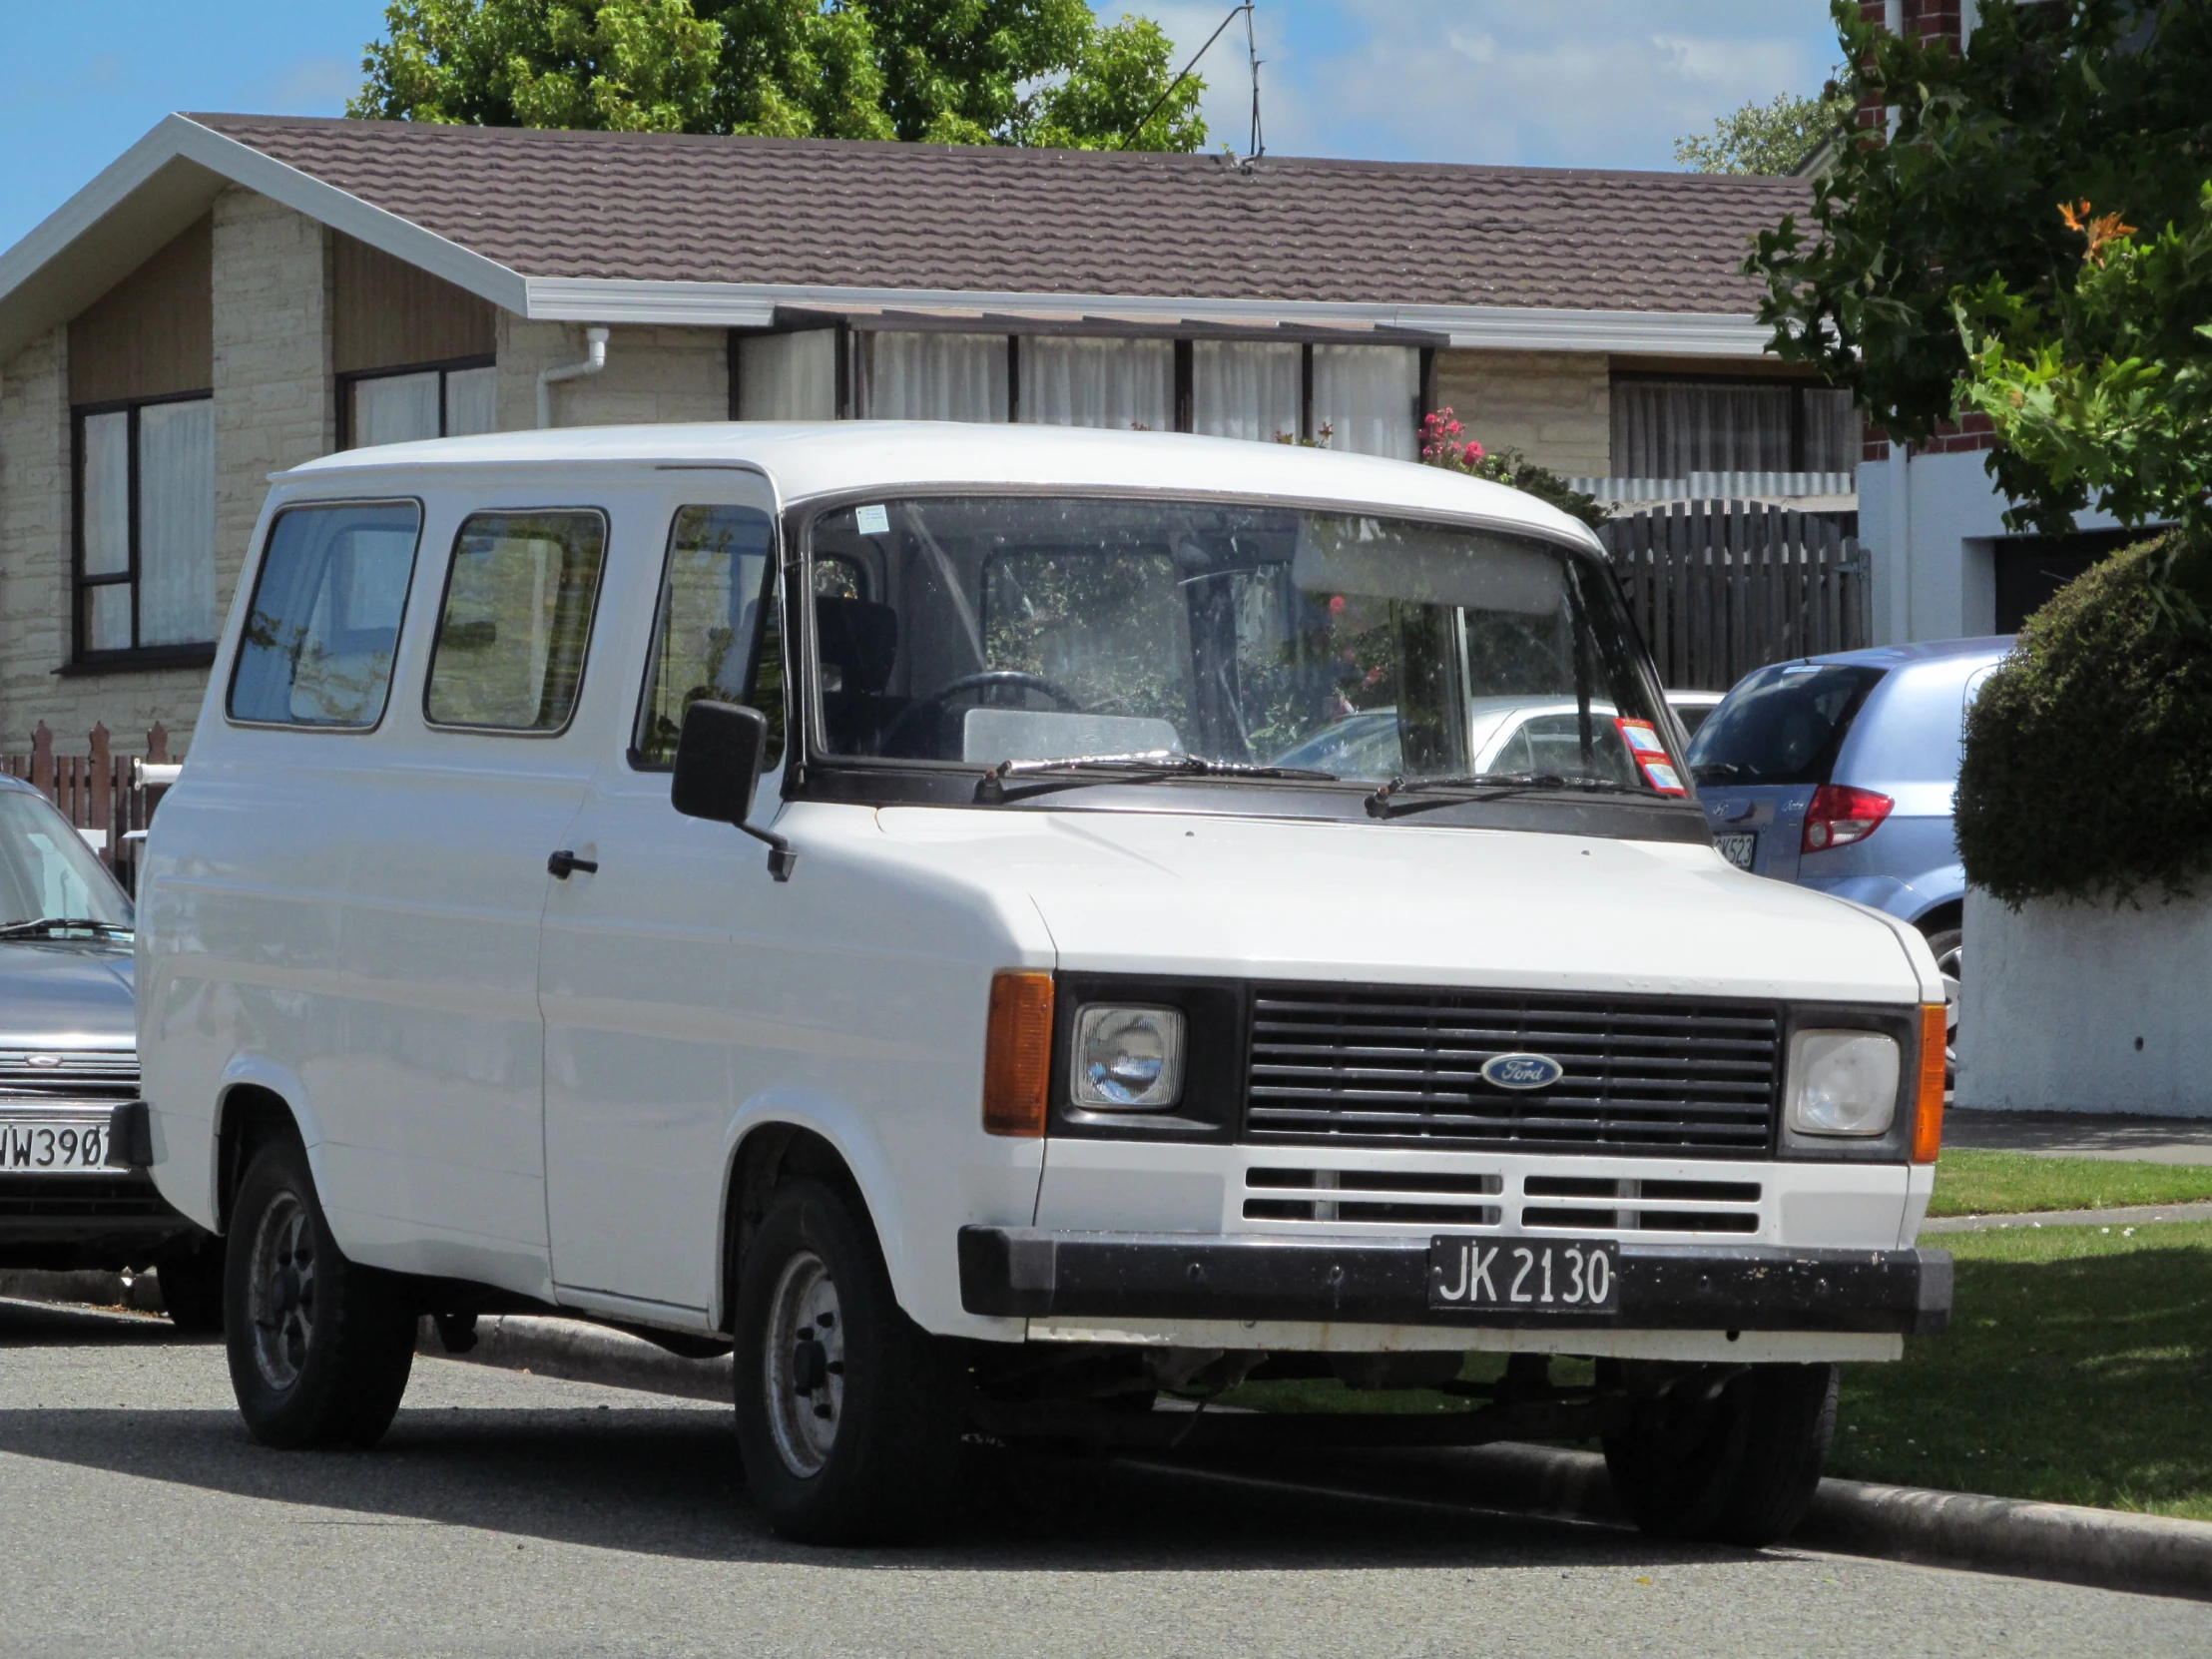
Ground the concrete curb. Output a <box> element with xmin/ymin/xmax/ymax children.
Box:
<box><xmin>420</xmin><ymin>1314</ymin><xmax>2212</xmax><ymax>1603</ymax></box>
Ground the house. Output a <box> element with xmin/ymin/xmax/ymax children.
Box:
<box><xmin>0</xmin><ymin>112</ymin><xmax>1849</xmax><ymax>755</ymax></box>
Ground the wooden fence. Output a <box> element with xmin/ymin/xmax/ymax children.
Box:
<box><xmin>1601</xmin><ymin>500</ymin><xmax>1873</xmax><ymax>692</ymax></box>
<box><xmin>1</xmin><ymin>723</ymin><xmax>179</xmax><ymax>889</ymax></box>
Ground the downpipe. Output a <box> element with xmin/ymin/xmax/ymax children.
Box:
<box><xmin>537</xmin><ymin>325</ymin><xmax>609</xmax><ymax>428</ymax></box>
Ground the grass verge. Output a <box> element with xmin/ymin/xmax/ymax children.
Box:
<box><xmin>1222</xmin><ymin>1223</ymin><xmax>2212</xmax><ymax>1522</ymax></box>
<box><xmin>1828</xmin><ymin>1221</ymin><xmax>2212</xmax><ymax>1520</ymax></box>
<box><xmin>1929</xmin><ymin>1146</ymin><xmax>2212</xmax><ymax>1217</ymax></box>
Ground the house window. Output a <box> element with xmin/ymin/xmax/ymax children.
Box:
<box><xmin>856</xmin><ymin>332</ymin><xmax>1008</xmax><ymax>423</ymax></box>
<box><xmin>74</xmin><ymin>393</ymin><xmax>216</xmax><ymax>660</ymax></box>
<box><xmin>1312</xmin><ymin>344</ymin><xmax>1421</xmax><ymax>461</ymax></box>
<box><xmin>1018</xmin><ymin>337</ymin><xmax>1175</xmax><ymax>431</ymax></box>
<box><xmin>1610</xmin><ymin>377</ymin><xmax>1861</xmax><ymax>482</ymax></box>
<box><xmin>1193</xmin><ymin>341</ymin><xmax>1302</xmax><ymax>443</ymax></box>
<box><xmin>342</xmin><ymin>359</ymin><xmax>498</xmax><ymax>449</ymax></box>
<box><xmin>737</xmin><ymin>329</ymin><xmax>838</xmax><ymax>420</ymax></box>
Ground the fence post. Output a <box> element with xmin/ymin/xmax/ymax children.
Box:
<box><xmin>30</xmin><ymin>723</ymin><xmax>52</xmax><ymax>799</ymax></box>
<box><xmin>148</xmin><ymin>723</ymin><xmax>170</xmax><ymax>765</ymax></box>
<box><xmin>89</xmin><ymin>724</ymin><xmax>113</xmax><ymax>866</ymax></box>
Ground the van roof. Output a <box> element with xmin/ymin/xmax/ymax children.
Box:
<box><xmin>278</xmin><ymin>420</ymin><xmax>1604</xmax><ymax>551</ymax></box>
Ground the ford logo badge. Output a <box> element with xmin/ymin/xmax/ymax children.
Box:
<box><xmin>1481</xmin><ymin>1052</ymin><xmax>1563</xmax><ymax>1091</ymax></box>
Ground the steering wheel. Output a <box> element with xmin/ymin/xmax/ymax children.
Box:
<box><xmin>876</xmin><ymin>670</ymin><xmax>1084</xmax><ymax>758</ymax></box>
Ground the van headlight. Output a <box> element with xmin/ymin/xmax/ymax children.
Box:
<box><xmin>1786</xmin><ymin>1030</ymin><xmax>1901</xmax><ymax>1136</ymax></box>
<box><xmin>1071</xmin><ymin>1006</ymin><xmax>1186</xmax><ymax>1109</ymax></box>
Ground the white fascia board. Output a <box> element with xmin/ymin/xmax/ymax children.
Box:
<box><xmin>525</xmin><ymin>276</ymin><xmax>1770</xmax><ymax>358</ymax></box>
<box><xmin>0</xmin><ymin>114</ymin><xmax>528</xmax><ymax>350</ymax></box>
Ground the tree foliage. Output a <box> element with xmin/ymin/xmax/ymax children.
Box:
<box><xmin>1747</xmin><ymin>0</ymin><xmax>2212</xmax><ymax>473</ymax></box>
<box><xmin>1955</xmin><ymin>185</ymin><xmax>2212</xmax><ymax>542</ymax></box>
<box><xmin>350</xmin><ymin>0</ymin><xmax>1204</xmax><ymax>149</ymax></box>
<box><xmin>1674</xmin><ymin>80</ymin><xmax>1854</xmax><ymax>177</ymax></box>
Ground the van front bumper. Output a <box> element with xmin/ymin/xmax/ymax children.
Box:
<box><xmin>957</xmin><ymin>1227</ymin><xmax>1951</xmax><ymax>1338</ymax></box>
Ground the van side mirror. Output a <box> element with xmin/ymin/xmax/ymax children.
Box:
<box><xmin>671</xmin><ymin>701</ymin><xmax>796</xmax><ymax>881</ymax></box>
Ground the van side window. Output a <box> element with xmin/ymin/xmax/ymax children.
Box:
<box><xmin>425</xmin><ymin>510</ymin><xmax>608</xmax><ymax>732</ymax></box>
<box><xmin>228</xmin><ymin>501</ymin><xmax>423</xmax><ymax>728</ymax></box>
<box><xmin>634</xmin><ymin>505</ymin><xmax>782</xmax><ymax>768</ymax></box>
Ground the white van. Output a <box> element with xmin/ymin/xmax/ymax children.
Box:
<box><xmin>133</xmin><ymin>423</ymin><xmax>1949</xmax><ymax>1546</ymax></box>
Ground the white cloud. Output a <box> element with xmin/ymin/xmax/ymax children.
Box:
<box><xmin>1113</xmin><ymin>0</ymin><xmax>1839</xmax><ymax>169</ymax></box>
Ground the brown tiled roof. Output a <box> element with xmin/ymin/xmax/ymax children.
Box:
<box><xmin>191</xmin><ymin>113</ymin><xmax>1805</xmax><ymax>315</ymax></box>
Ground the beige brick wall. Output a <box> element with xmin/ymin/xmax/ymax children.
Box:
<box><xmin>498</xmin><ymin>318</ymin><xmax>728</xmax><ymax>432</ymax></box>
<box><xmin>0</xmin><ymin>327</ymin><xmax>77</xmax><ymax>753</ymax></box>
<box><xmin>1431</xmin><ymin>349</ymin><xmax>1611</xmax><ymax>479</ymax></box>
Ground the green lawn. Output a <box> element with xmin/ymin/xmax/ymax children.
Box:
<box><xmin>1929</xmin><ymin>1146</ymin><xmax>2212</xmax><ymax>1217</ymax></box>
<box><xmin>1829</xmin><ymin>1222</ymin><xmax>2212</xmax><ymax>1520</ymax></box>
<box><xmin>1222</xmin><ymin>1223</ymin><xmax>2212</xmax><ymax>1523</ymax></box>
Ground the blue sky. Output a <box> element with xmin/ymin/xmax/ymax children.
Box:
<box><xmin>0</xmin><ymin>1</ymin><xmax>1843</xmax><ymax>252</ymax></box>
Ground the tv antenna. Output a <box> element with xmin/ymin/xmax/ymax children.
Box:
<box><xmin>1119</xmin><ymin>2</ymin><xmax>1265</xmax><ymax>161</ymax></box>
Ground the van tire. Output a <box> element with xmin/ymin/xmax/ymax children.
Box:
<box><xmin>732</xmin><ymin>1179</ymin><xmax>964</xmax><ymax>1544</ymax></box>
<box><xmin>1601</xmin><ymin>1363</ymin><xmax>1838</xmax><ymax>1546</ymax></box>
<box><xmin>224</xmin><ymin>1135</ymin><xmax>416</xmax><ymax>1449</ymax></box>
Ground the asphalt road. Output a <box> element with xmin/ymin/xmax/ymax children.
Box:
<box><xmin>3</xmin><ymin>1299</ymin><xmax>2206</xmax><ymax>1659</ymax></box>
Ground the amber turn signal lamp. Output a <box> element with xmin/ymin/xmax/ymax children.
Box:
<box><xmin>983</xmin><ymin>970</ymin><xmax>1055</xmax><ymax>1137</ymax></box>
<box><xmin>1912</xmin><ymin>1003</ymin><xmax>1947</xmax><ymax>1164</ymax></box>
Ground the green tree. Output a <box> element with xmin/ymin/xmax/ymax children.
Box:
<box><xmin>1747</xmin><ymin>0</ymin><xmax>2212</xmax><ymax>488</ymax></box>
<box><xmin>351</xmin><ymin>0</ymin><xmax>1204</xmax><ymax>149</ymax></box>
<box><xmin>1674</xmin><ymin>80</ymin><xmax>1854</xmax><ymax>176</ymax></box>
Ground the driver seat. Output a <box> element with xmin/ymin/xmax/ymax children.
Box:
<box><xmin>814</xmin><ymin>597</ymin><xmax>907</xmax><ymax>754</ymax></box>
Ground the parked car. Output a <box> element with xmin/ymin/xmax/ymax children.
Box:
<box><xmin>1685</xmin><ymin>637</ymin><xmax>2013</xmax><ymax>1066</ymax></box>
<box><xmin>136</xmin><ymin>423</ymin><xmax>1948</xmax><ymax>1547</ymax></box>
<box><xmin>1664</xmin><ymin>688</ymin><xmax>1725</xmax><ymax>740</ymax></box>
<box><xmin>0</xmin><ymin>775</ymin><xmax>220</xmax><ymax>1328</ymax></box>
<box><xmin>1274</xmin><ymin>696</ymin><xmax>1645</xmax><ymax>784</ymax></box>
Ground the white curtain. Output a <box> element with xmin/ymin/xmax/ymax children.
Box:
<box><xmin>859</xmin><ymin>331</ymin><xmax>1008</xmax><ymax>422</ymax></box>
<box><xmin>80</xmin><ymin>411</ymin><xmax>132</xmax><ymax>651</ymax></box>
<box><xmin>1312</xmin><ymin>345</ymin><xmax>1418</xmax><ymax>460</ymax></box>
<box><xmin>738</xmin><ymin>329</ymin><xmax>837</xmax><ymax>420</ymax></box>
<box><xmin>1193</xmin><ymin>341</ymin><xmax>1302</xmax><ymax>443</ymax></box>
<box><xmin>444</xmin><ymin>366</ymin><xmax>499</xmax><ymax>437</ymax></box>
<box><xmin>137</xmin><ymin>398</ymin><xmax>216</xmax><ymax>646</ymax></box>
<box><xmin>351</xmin><ymin>371</ymin><xmax>441</xmax><ymax>448</ymax></box>
<box><xmin>1611</xmin><ymin>381</ymin><xmax>1797</xmax><ymax>479</ymax></box>
<box><xmin>1019</xmin><ymin>337</ymin><xmax>1174</xmax><ymax>431</ymax></box>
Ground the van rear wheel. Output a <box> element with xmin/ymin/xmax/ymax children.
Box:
<box><xmin>1602</xmin><ymin>1362</ymin><xmax>1837</xmax><ymax>1546</ymax></box>
<box><xmin>732</xmin><ymin>1179</ymin><xmax>964</xmax><ymax>1543</ymax></box>
<box><xmin>224</xmin><ymin>1135</ymin><xmax>416</xmax><ymax>1448</ymax></box>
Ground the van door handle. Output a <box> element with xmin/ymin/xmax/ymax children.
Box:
<box><xmin>547</xmin><ymin>849</ymin><xmax>599</xmax><ymax>879</ymax></box>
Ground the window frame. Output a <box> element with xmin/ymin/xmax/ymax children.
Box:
<box><xmin>628</xmin><ymin>502</ymin><xmax>785</xmax><ymax>773</ymax></box>
<box><xmin>69</xmin><ymin>388</ymin><xmax>217</xmax><ymax>673</ymax></box>
<box><xmin>419</xmin><ymin>504</ymin><xmax>612</xmax><ymax>740</ymax></box>
<box><xmin>337</xmin><ymin>354</ymin><xmax>498</xmax><ymax>450</ymax></box>
<box><xmin>223</xmin><ymin>496</ymin><xmax>427</xmax><ymax>735</ymax></box>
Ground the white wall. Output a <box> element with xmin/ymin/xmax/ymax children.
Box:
<box><xmin>1958</xmin><ymin>887</ymin><xmax>2212</xmax><ymax>1117</ymax></box>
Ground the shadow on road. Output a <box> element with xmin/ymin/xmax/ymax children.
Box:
<box><xmin>0</xmin><ymin>1302</ymin><xmax>1773</xmax><ymax>1578</ymax></box>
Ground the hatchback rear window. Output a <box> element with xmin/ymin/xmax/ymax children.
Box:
<box><xmin>1687</xmin><ymin>663</ymin><xmax>1885</xmax><ymax>786</ymax></box>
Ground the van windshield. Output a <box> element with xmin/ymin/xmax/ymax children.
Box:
<box><xmin>805</xmin><ymin>496</ymin><xmax>1676</xmax><ymax>792</ymax></box>
<box><xmin>1687</xmin><ymin>662</ymin><xmax>1886</xmax><ymax>787</ymax></box>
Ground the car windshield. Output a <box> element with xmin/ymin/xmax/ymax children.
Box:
<box><xmin>1687</xmin><ymin>662</ymin><xmax>1886</xmax><ymax>786</ymax></box>
<box><xmin>805</xmin><ymin>496</ymin><xmax>1676</xmax><ymax>793</ymax></box>
<box><xmin>0</xmin><ymin>790</ymin><xmax>132</xmax><ymax>933</ymax></box>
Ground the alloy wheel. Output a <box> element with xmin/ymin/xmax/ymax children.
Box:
<box><xmin>247</xmin><ymin>1192</ymin><xmax>316</xmax><ymax>1390</ymax></box>
<box><xmin>763</xmin><ymin>1249</ymin><xmax>845</xmax><ymax>1478</ymax></box>
<box><xmin>1935</xmin><ymin>938</ymin><xmax>1962</xmax><ymax>1071</ymax></box>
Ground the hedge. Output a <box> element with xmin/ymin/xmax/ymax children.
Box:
<box><xmin>1956</xmin><ymin>532</ymin><xmax>2212</xmax><ymax>905</ymax></box>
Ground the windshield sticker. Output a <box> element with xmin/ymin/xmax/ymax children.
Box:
<box><xmin>854</xmin><ymin>504</ymin><xmax>890</xmax><ymax>535</ymax></box>
<box><xmin>1639</xmin><ymin>760</ymin><xmax>1687</xmax><ymax>796</ymax></box>
<box><xmin>1614</xmin><ymin>718</ymin><xmax>1667</xmax><ymax>756</ymax></box>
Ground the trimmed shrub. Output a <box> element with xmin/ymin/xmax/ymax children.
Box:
<box><xmin>1956</xmin><ymin>532</ymin><xmax>2212</xmax><ymax>904</ymax></box>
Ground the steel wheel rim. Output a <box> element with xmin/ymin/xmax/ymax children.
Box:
<box><xmin>248</xmin><ymin>1192</ymin><xmax>315</xmax><ymax>1390</ymax></box>
<box><xmin>1936</xmin><ymin>940</ymin><xmax>1962</xmax><ymax>1069</ymax></box>
<box><xmin>763</xmin><ymin>1249</ymin><xmax>844</xmax><ymax>1479</ymax></box>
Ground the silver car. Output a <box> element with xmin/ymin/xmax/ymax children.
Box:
<box><xmin>0</xmin><ymin>776</ymin><xmax>219</xmax><ymax>1328</ymax></box>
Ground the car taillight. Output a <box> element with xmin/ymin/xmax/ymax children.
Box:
<box><xmin>1802</xmin><ymin>784</ymin><xmax>1893</xmax><ymax>853</ymax></box>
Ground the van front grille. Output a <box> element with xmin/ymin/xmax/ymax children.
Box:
<box><xmin>1244</xmin><ymin>985</ymin><xmax>1781</xmax><ymax>1159</ymax></box>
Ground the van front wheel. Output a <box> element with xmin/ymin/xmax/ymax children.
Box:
<box><xmin>732</xmin><ymin>1180</ymin><xmax>964</xmax><ymax>1543</ymax></box>
<box><xmin>224</xmin><ymin>1136</ymin><xmax>416</xmax><ymax>1448</ymax></box>
<box><xmin>1601</xmin><ymin>1362</ymin><xmax>1837</xmax><ymax>1546</ymax></box>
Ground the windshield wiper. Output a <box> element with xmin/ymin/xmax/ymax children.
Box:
<box><xmin>0</xmin><ymin>916</ymin><xmax>132</xmax><ymax>940</ymax></box>
<box><xmin>975</xmin><ymin>752</ymin><xmax>1338</xmax><ymax>804</ymax></box>
<box><xmin>1364</xmin><ymin>773</ymin><xmax>1651</xmax><ymax>820</ymax></box>
<box><xmin>1691</xmin><ymin>762</ymin><xmax>1747</xmax><ymax>783</ymax></box>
